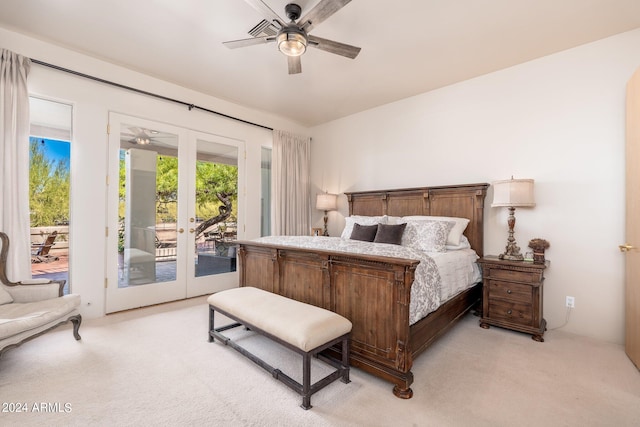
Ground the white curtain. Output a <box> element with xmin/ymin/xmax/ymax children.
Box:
<box><xmin>272</xmin><ymin>130</ymin><xmax>311</xmax><ymax>236</ymax></box>
<box><xmin>0</xmin><ymin>49</ymin><xmax>32</xmax><ymax>281</ymax></box>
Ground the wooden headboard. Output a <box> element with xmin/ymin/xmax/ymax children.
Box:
<box><xmin>344</xmin><ymin>183</ymin><xmax>489</xmax><ymax>257</ymax></box>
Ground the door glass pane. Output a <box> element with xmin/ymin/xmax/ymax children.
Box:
<box><xmin>194</xmin><ymin>140</ymin><xmax>238</xmax><ymax>277</ymax></box>
<box><xmin>118</xmin><ymin>125</ymin><xmax>178</xmax><ymax>287</ymax></box>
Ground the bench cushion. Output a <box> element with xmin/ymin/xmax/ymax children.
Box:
<box><xmin>208</xmin><ymin>287</ymin><xmax>352</xmax><ymax>352</ymax></box>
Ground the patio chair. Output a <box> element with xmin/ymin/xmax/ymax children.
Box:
<box><xmin>31</xmin><ymin>231</ymin><xmax>59</xmax><ymax>263</ymax></box>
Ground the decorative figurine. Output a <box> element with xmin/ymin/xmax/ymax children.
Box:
<box><xmin>528</xmin><ymin>238</ymin><xmax>550</xmax><ymax>264</ymax></box>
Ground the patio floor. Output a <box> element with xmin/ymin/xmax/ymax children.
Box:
<box><xmin>31</xmin><ymin>253</ymin><xmax>232</xmax><ymax>295</ymax></box>
<box><xmin>31</xmin><ymin>253</ymin><xmax>70</xmax><ymax>294</ymax></box>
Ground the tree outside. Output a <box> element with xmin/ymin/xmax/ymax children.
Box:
<box><xmin>29</xmin><ymin>138</ymin><xmax>70</xmax><ymax>228</ymax></box>
<box><xmin>193</xmin><ymin>159</ymin><xmax>237</xmax><ymax>238</ymax></box>
<box><xmin>118</xmin><ymin>151</ymin><xmax>238</xmax><ymax>251</ymax></box>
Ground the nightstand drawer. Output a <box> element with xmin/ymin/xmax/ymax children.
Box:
<box><xmin>488</xmin><ymin>300</ymin><xmax>532</xmax><ymax>325</ymax></box>
<box><xmin>487</xmin><ymin>267</ymin><xmax>538</xmax><ymax>284</ymax></box>
<box><xmin>487</xmin><ymin>280</ymin><xmax>532</xmax><ymax>304</ymax></box>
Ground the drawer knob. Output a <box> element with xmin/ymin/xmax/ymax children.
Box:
<box><xmin>507</xmin><ymin>309</ymin><xmax>512</xmax><ymax>315</ymax></box>
<box><xmin>507</xmin><ymin>289</ymin><xmax>512</xmax><ymax>294</ymax></box>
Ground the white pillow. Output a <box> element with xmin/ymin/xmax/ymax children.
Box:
<box><xmin>446</xmin><ymin>235</ymin><xmax>471</xmax><ymax>251</ymax></box>
<box><xmin>0</xmin><ymin>285</ymin><xmax>14</xmax><ymax>305</ymax></box>
<box><xmin>341</xmin><ymin>215</ymin><xmax>386</xmax><ymax>239</ymax></box>
<box><xmin>384</xmin><ymin>215</ymin><xmax>403</xmax><ymax>225</ymax></box>
<box><xmin>401</xmin><ymin>220</ymin><xmax>455</xmax><ymax>252</ymax></box>
<box><xmin>402</xmin><ymin>215</ymin><xmax>470</xmax><ymax>246</ymax></box>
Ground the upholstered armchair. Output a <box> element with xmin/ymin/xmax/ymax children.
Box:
<box><xmin>0</xmin><ymin>231</ymin><xmax>81</xmax><ymax>357</ymax></box>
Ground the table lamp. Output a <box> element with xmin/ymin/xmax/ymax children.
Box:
<box><xmin>316</xmin><ymin>193</ymin><xmax>337</xmax><ymax>236</ymax></box>
<box><xmin>492</xmin><ymin>178</ymin><xmax>535</xmax><ymax>260</ymax></box>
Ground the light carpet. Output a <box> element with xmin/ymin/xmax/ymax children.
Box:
<box><xmin>1</xmin><ymin>295</ymin><xmax>639</xmax><ymax>426</ymax></box>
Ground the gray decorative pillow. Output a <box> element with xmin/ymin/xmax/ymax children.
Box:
<box><xmin>350</xmin><ymin>223</ymin><xmax>379</xmax><ymax>242</ymax></box>
<box><xmin>401</xmin><ymin>220</ymin><xmax>455</xmax><ymax>252</ymax></box>
<box><xmin>0</xmin><ymin>285</ymin><xmax>14</xmax><ymax>305</ymax></box>
<box><xmin>373</xmin><ymin>223</ymin><xmax>407</xmax><ymax>245</ymax></box>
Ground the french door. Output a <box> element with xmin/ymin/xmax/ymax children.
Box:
<box><xmin>106</xmin><ymin>113</ymin><xmax>243</xmax><ymax>313</ymax></box>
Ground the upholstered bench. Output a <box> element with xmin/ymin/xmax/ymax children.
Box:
<box><xmin>207</xmin><ymin>286</ymin><xmax>352</xmax><ymax>409</ymax></box>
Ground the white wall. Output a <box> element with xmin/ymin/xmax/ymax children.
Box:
<box><xmin>1</xmin><ymin>27</ymin><xmax>309</xmax><ymax>318</ymax></box>
<box><xmin>310</xmin><ymin>29</ymin><xmax>640</xmax><ymax>344</ymax></box>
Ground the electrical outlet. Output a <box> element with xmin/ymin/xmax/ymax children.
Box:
<box><xmin>566</xmin><ymin>296</ymin><xmax>575</xmax><ymax>308</ymax></box>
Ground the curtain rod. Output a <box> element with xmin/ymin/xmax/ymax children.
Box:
<box><xmin>31</xmin><ymin>58</ymin><xmax>274</xmax><ymax>131</ymax></box>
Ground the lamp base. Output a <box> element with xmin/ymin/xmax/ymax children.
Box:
<box><xmin>499</xmin><ymin>206</ymin><xmax>524</xmax><ymax>261</ymax></box>
<box><xmin>323</xmin><ymin>210</ymin><xmax>329</xmax><ymax>237</ymax></box>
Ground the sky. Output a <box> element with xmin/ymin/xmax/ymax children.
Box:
<box><xmin>30</xmin><ymin>137</ymin><xmax>70</xmax><ymax>168</ymax></box>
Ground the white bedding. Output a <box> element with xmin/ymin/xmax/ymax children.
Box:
<box><xmin>429</xmin><ymin>249</ymin><xmax>482</xmax><ymax>302</ymax></box>
<box><xmin>251</xmin><ymin>236</ymin><xmax>481</xmax><ymax>325</ymax></box>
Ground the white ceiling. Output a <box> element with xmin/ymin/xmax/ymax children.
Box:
<box><xmin>2</xmin><ymin>0</ymin><xmax>640</xmax><ymax>127</ymax></box>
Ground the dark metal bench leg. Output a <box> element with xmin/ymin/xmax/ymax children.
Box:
<box><xmin>341</xmin><ymin>337</ymin><xmax>350</xmax><ymax>384</ymax></box>
<box><xmin>301</xmin><ymin>353</ymin><xmax>312</xmax><ymax>410</ymax></box>
<box><xmin>208</xmin><ymin>306</ymin><xmax>215</xmax><ymax>342</ymax></box>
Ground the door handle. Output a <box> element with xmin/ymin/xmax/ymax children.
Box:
<box><xmin>619</xmin><ymin>243</ymin><xmax>636</xmax><ymax>252</ymax></box>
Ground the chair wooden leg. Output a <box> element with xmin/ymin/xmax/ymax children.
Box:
<box><xmin>70</xmin><ymin>314</ymin><xmax>82</xmax><ymax>340</ymax></box>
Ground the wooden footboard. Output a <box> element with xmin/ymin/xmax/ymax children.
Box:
<box><xmin>238</xmin><ymin>241</ymin><xmax>420</xmax><ymax>396</ymax></box>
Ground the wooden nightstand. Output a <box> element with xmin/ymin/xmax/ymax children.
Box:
<box><xmin>477</xmin><ymin>256</ymin><xmax>549</xmax><ymax>342</ymax></box>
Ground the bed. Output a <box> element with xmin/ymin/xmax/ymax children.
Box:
<box><xmin>236</xmin><ymin>183</ymin><xmax>488</xmax><ymax>398</ymax></box>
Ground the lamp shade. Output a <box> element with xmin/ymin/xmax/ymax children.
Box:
<box><xmin>316</xmin><ymin>193</ymin><xmax>338</xmax><ymax>211</ymax></box>
<box><xmin>491</xmin><ymin>179</ymin><xmax>535</xmax><ymax>207</ymax></box>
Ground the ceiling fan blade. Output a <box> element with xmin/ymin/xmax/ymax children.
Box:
<box><xmin>288</xmin><ymin>56</ymin><xmax>302</xmax><ymax>74</ymax></box>
<box><xmin>244</xmin><ymin>0</ymin><xmax>285</xmax><ymax>28</ymax></box>
<box><xmin>308</xmin><ymin>35</ymin><xmax>361</xmax><ymax>59</ymax></box>
<box><xmin>223</xmin><ymin>36</ymin><xmax>275</xmax><ymax>49</ymax></box>
<box><xmin>298</xmin><ymin>0</ymin><xmax>352</xmax><ymax>33</ymax></box>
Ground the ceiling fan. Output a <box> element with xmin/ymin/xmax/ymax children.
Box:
<box><xmin>223</xmin><ymin>0</ymin><xmax>361</xmax><ymax>74</ymax></box>
<box><xmin>123</xmin><ymin>127</ymin><xmax>175</xmax><ymax>147</ymax></box>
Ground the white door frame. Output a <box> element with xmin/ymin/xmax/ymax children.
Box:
<box><xmin>106</xmin><ymin>113</ymin><xmax>188</xmax><ymax>313</ymax></box>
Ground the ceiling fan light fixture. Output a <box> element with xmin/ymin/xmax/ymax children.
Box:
<box><xmin>223</xmin><ymin>1</ymin><xmax>361</xmax><ymax>74</ymax></box>
<box><xmin>277</xmin><ymin>29</ymin><xmax>307</xmax><ymax>57</ymax></box>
